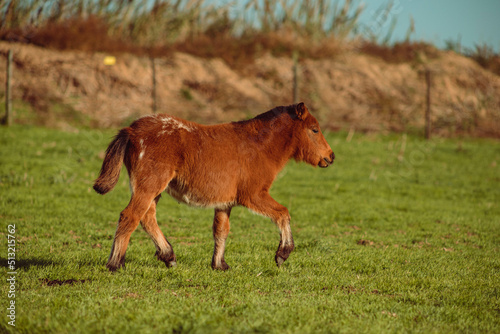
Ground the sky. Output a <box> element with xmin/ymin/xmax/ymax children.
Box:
<box><xmin>358</xmin><ymin>0</ymin><xmax>500</xmax><ymax>52</ymax></box>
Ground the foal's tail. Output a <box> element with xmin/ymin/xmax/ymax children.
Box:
<box><xmin>93</xmin><ymin>128</ymin><xmax>130</xmax><ymax>195</ymax></box>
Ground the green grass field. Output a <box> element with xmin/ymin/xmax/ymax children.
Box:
<box><xmin>1</xmin><ymin>125</ymin><xmax>499</xmax><ymax>333</ymax></box>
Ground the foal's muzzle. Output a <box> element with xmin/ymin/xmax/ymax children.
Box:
<box><xmin>319</xmin><ymin>151</ymin><xmax>335</xmax><ymax>168</ymax></box>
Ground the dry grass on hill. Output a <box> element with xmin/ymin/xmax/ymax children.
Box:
<box><xmin>1</xmin><ymin>40</ymin><xmax>499</xmax><ymax>137</ymax></box>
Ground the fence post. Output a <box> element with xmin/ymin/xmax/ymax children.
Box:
<box><xmin>151</xmin><ymin>57</ymin><xmax>157</xmax><ymax>114</ymax></box>
<box><xmin>425</xmin><ymin>68</ymin><xmax>431</xmax><ymax>140</ymax></box>
<box><xmin>292</xmin><ymin>50</ymin><xmax>299</xmax><ymax>103</ymax></box>
<box><xmin>4</xmin><ymin>50</ymin><xmax>12</xmax><ymax>126</ymax></box>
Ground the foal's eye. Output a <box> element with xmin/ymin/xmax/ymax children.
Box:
<box><xmin>312</xmin><ymin>129</ymin><xmax>319</xmax><ymax>134</ymax></box>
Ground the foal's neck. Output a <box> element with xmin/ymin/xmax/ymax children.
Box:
<box><xmin>247</xmin><ymin>112</ymin><xmax>297</xmax><ymax>167</ymax></box>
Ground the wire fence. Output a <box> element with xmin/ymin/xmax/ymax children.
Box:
<box><xmin>1</xmin><ymin>47</ymin><xmax>499</xmax><ymax>138</ymax></box>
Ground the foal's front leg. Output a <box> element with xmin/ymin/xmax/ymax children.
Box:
<box><xmin>246</xmin><ymin>192</ymin><xmax>295</xmax><ymax>267</ymax></box>
<box><xmin>212</xmin><ymin>207</ymin><xmax>232</xmax><ymax>270</ymax></box>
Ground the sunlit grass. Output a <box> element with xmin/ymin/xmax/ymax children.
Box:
<box><xmin>0</xmin><ymin>125</ymin><xmax>499</xmax><ymax>333</ymax></box>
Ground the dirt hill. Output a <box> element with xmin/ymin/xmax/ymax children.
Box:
<box><xmin>1</xmin><ymin>41</ymin><xmax>499</xmax><ymax>136</ymax></box>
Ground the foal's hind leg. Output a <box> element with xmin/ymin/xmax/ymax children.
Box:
<box><xmin>140</xmin><ymin>195</ymin><xmax>176</xmax><ymax>267</ymax></box>
<box><xmin>212</xmin><ymin>207</ymin><xmax>232</xmax><ymax>270</ymax></box>
<box><xmin>107</xmin><ymin>192</ymin><xmax>157</xmax><ymax>271</ymax></box>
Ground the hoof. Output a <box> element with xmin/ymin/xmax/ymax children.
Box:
<box><xmin>275</xmin><ymin>243</ymin><xmax>294</xmax><ymax>267</ymax></box>
<box><xmin>275</xmin><ymin>255</ymin><xmax>285</xmax><ymax>267</ymax></box>
<box><xmin>156</xmin><ymin>250</ymin><xmax>176</xmax><ymax>268</ymax></box>
<box><xmin>106</xmin><ymin>262</ymin><xmax>125</xmax><ymax>272</ymax></box>
<box><xmin>212</xmin><ymin>260</ymin><xmax>230</xmax><ymax>271</ymax></box>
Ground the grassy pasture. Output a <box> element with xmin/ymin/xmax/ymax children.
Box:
<box><xmin>0</xmin><ymin>125</ymin><xmax>499</xmax><ymax>333</ymax></box>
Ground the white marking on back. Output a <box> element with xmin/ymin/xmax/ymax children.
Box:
<box><xmin>159</xmin><ymin>116</ymin><xmax>193</xmax><ymax>133</ymax></box>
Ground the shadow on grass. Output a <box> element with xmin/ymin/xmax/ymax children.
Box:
<box><xmin>40</xmin><ymin>278</ymin><xmax>90</xmax><ymax>286</ymax></box>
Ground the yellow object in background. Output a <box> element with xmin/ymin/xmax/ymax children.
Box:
<box><xmin>103</xmin><ymin>56</ymin><xmax>116</xmax><ymax>66</ymax></box>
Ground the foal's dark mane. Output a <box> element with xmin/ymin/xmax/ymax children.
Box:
<box><xmin>253</xmin><ymin>105</ymin><xmax>290</xmax><ymax>121</ymax></box>
<box><xmin>231</xmin><ymin>105</ymin><xmax>297</xmax><ymax>130</ymax></box>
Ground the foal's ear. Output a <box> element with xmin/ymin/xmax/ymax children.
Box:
<box><xmin>295</xmin><ymin>102</ymin><xmax>309</xmax><ymax>121</ymax></box>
